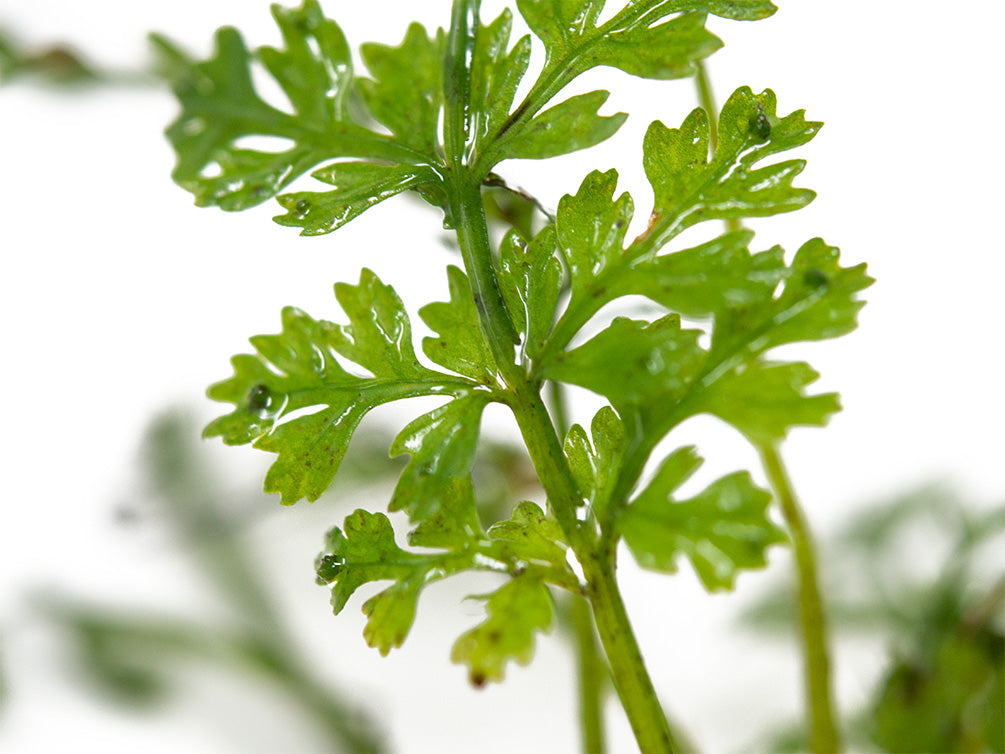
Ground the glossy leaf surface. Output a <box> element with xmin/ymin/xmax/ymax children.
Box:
<box><xmin>619</xmin><ymin>447</ymin><xmax>786</xmax><ymax>590</ymax></box>
<box><xmin>204</xmin><ymin>270</ymin><xmax>476</xmax><ymax>504</ymax></box>
<box><xmin>497</xmin><ymin>227</ymin><xmax>563</xmax><ymax>362</ymax></box>
<box><xmin>420</xmin><ymin>266</ymin><xmax>496</xmax><ymax>384</ymax></box>
<box><xmin>563</xmin><ymin>407</ymin><xmax>627</xmax><ymax>520</ymax></box>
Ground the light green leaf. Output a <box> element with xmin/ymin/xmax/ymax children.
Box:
<box><xmin>316</xmin><ymin>510</ymin><xmax>455</xmax><ymax>655</ymax></box>
<box><xmin>451</xmin><ymin>575</ymin><xmax>554</xmax><ymax>686</ymax></box>
<box><xmin>274</xmin><ymin>162</ymin><xmax>441</xmax><ymax>236</ymax></box>
<box><xmin>556</xmin><ymin>170</ymin><xmax>633</xmax><ymax>310</ymax></box>
<box><xmin>390</xmin><ymin>393</ymin><xmax>493</xmax><ymax>521</ymax></box>
<box><xmin>498</xmin><ymin>226</ymin><xmax>563</xmax><ymax>361</ymax></box>
<box><xmin>697</xmin><ymin>361</ymin><xmax>841</xmax><ymax>443</ymax></box>
<box><xmin>542</xmin><ymin>315</ymin><xmax>705</xmax><ymax>409</ymax></box>
<box><xmin>330</xmin><ymin>269</ymin><xmax>432</xmax><ymax>381</ymax></box>
<box><xmin>562</xmin><ymin>407</ymin><xmax>627</xmax><ymax>520</ymax></box>
<box><xmin>358</xmin><ymin>23</ymin><xmax>444</xmax><ymax>158</ymax></box>
<box><xmin>641</xmin><ymin>86</ymin><xmax>821</xmax><ymax>247</ymax></box>
<box><xmin>493</xmin><ymin>91</ymin><xmax>627</xmax><ymax>161</ymax></box>
<box><xmin>420</xmin><ymin>266</ymin><xmax>496</xmax><ymax>383</ymax></box>
<box><xmin>204</xmin><ymin>271</ymin><xmax>474</xmax><ymax>504</ymax></box>
<box><xmin>619</xmin><ymin>447</ymin><xmax>786</xmax><ymax>590</ymax></box>
<box><xmin>488</xmin><ymin>502</ymin><xmax>567</xmax><ymax>567</ymax></box>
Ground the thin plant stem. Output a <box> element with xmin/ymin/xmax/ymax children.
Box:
<box><xmin>758</xmin><ymin>444</ymin><xmax>841</xmax><ymax>754</ymax></box>
<box><xmin>551</xmin><ymin>379</ymin><xmax>609</xmax><ymax>754</ymax></box>
<box><xmin>572</xmin><ymin>594</ymin><xmax>608</xmax><ymax>754</ymax></box>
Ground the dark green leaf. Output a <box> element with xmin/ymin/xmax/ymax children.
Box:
<box><xmin>619</xmin><ymin>447</ymin><xmax>785</xmax><ymax>590</ymax></box>
<box><xmin>204</xmin><ymin>270</ymin><xmax>473</xmax><ymax>504</ymax></box>
<box><xmin>488</xmin><ymin>501</ymin><xmax>567</xmax><ymax>567</ymax></box>
<box><xmin>696</xmin><ymin>360</ymin><xmax>841</xmax><ymax>443</ymax></box>
<box><xmin>389</xmin><ymin>393</ymin><xmax>493</xmax><ymax>521</ymax></box>
<box><xmin>420</xmin><ymin>266</ymin><xmax>496</xmax><ymax>383</ymax></box>
<box><xmin>451</xmin><ymin>574</ymin><xmax>554</xmax><ymax>685</ymax></box>
<box><xmin>542</xmin><ymin>315</ymin><xmax>705</xmax><ymax>409</ymax></box>
<box><xmin>274</xmin><ymin>162</ymin><xmax>441</xmax><ymax>236</ymax></box>
<box><xmin>493</xmin><ymin>91</ymin><xmax>627</xmax><ymax>161</ymax></box>
<box><xmin>641</xmin><ymin>87</ymin><xmax>821</xmax><ymax>248</ymax></box>
<box><xmin>358</xmin><ymin>23</ymin><xmax>444</xmax><ymax>158</ymax></box>
<box><xmin>498</xmin><ymin>226</ymin><xmax>563</xmax><ymax>362</ymax></box>
<box><xmin>563</xmin><ymin>407</ymin><xmax>627</xmax><ymax>520</ymax></box>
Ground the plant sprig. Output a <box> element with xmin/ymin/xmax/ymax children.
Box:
<box><xmin>162</xmin><ymin>1</ymin><xmax>871</xmax><ymax>751</ymax></box>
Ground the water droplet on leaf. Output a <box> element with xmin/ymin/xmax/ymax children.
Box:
<box><xmin>749</xmin><ymin>112</ymin><xmax>771</xmax><ymax>140</ymax></box>
<box><xmin>247</xmin><ymin>384</ymin><xmax>272</xmax><ymax>414</ymax></box>
<box><xmin>316</xmin><ymin>553</ymin><xmax>344</xmax><ymax>582</ymax></box>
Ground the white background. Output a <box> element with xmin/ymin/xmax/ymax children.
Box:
<box><xmin>1</xmin><ymin>1</ymin><xmax>1003</xmax><ymax>752</ymax></box>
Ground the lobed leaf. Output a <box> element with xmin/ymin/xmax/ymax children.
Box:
<box><xmin>389</xmin><ymin>393</ymin><xmax>493</xmax><ymax>522</ymax></box>
<box><xmin>487</xmin><ymin>501</ymin><xmax>568</xmax><ymax>568</ymax></box>
<box><xmin>493</xmin><ymin>91</ymin><xmax>627</xmax><ymax>161</ymax></box>
<box><xmin>542</xmin><ymin>315</ymin><xmax>705</xmax><ymax>409</ymax></box>
<box><xmin>619</xmin><ymin>447</ymin><xmax>786</xmax><ymax>590</ymax></box>
<box><xmin>641</xmin><ymin>86</ymin><xmax>821</xmax><ymax>246</ymax></box>
<box><xmin>274</xmin><ymin>162</ymin><xmax>441</xmax><ymax>236</ymax></box>
<box><xmin>451</xmin><ymin>574</ymin><xmax>554</xmax><ymax>686</ymax></box>
<box><xmin>204</xmin><ymin>270</ymin><xmax>477</xmax><ymax>504</ymax></box>
<box><xmin>563</xmin><ymin>407</ymin><xmax>628</xmax><ymax>520</ymax></box>
<box><xmin>357</xmin><ymin>23</ymin><xmax>445</xmax><ymax>159</ymax></box>
<box><xmin>420</xmin><ymin>266</ymin><xmax>496</xmax><ymax>383</ymax></box>
<box><xmin>498</xmin><ymin>226</ymin><xmax>563</xmax><ymax>362</ymax></box>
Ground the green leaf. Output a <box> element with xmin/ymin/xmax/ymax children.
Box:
<box><xmin>407</xmin><ymin>476</ymin><xmax>485</xmax><ymax>550</ymax></box>
<box><xmin>697</xmin><ymin>361</ymin><xmax>841</xmax><ymax>443</ymax></box>
<box><xmin>612</xmin><ymin>230</ymin><xmax>786</xmax><ymax>318</ymax></box>
<box><xmin>451</xmin><ymin>574</ymin><xmax>554</xmax><ymax>686</ymax></box>
<box><xmin>469</xmin><ymin>10</ymin><xmax>531</xmax><ymax>158</ymax></box>
<box><xmin>358</xmin><ymin>23</ymin><xmax>444</xmax><ymax>158</ymax></box>
<box><xmin>204</xmin><ymin>270</ymin><xmax>473</xmax><ymax>504</ymax></box>
<box><xmin>389</xmin><ymin>393</ymin><xmax>493</xmax><ymax>521</ymax></box>
<box><xmin>556</xmin><ymin>170</ymin><xmax>634</xmax><ymax>312</ymax></box>
<box><xmin>498</xmin><ymin>226</ymin><xmax>563</xmax><ymax>361</ymax></box>
<box><xmin>542</xmin><ymin>315</ymin><xmax>705</xmax><ymax>409</ymax></box>
<box><xmin>330</xmin><ymin>269</ymin><xmax>432</xmax><ymax>381</ymax></box>
<box><xmin>316</xmin><ymin>510</ymin><xmax>453</xmax><ymax>655</ymax></box>
<box><xmin>493</xmin><ymin>91</ymin><xmax>627</xmax><ymax>161</ymax></box>
<box><xmin>641</xmin><ymin>87</ymin><xmax>821</xmax><ymax>247</ymax></box>
<box><xmin>563</xmin><ymin>407</ymin><xmax>627</xmax><ymax>520</ymax></box>
<box><xmin>420</xmin><ymin>266</ymin><xmax>496</xmax><ymax>383</ymax></box>
<box><xmin>619</xmin><ymin>447</ymin><xmax>785</xmax><ymax>590</ymax></box>
<box><xmin>162</xmin><ymin>1</ymin><xmax>365</xmax><ymax>210</ymax></box>
<box><xmin>488</xmin><ymin>501</ymin><xmax>567</xmax><ymax>568</ymax></box>
<box><xmin>274</xmin><ymin>162</ymin><xmax>441</xmax><ymax>236</ymax></box>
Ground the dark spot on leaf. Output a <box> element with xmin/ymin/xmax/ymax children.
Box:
<box><xmin>470</xmin><ymin>672</ymin><xmax>486</xmax><ymax>688</ymax></box>
<box><xmin>247</xmin><ymin>384</ymin><xmax>271</xmax><ymax>414</ymax></box>
<box><xmin>749</xmin><ymin>112</ymin><xmax>771</xmax><ymax>140</ymax></box>
<box><xmin>803</xmin><ymin>268</ymin><xmax>829</xmax><ymax>289</ymax></box>
<box><xmin>316</xmin><ymin>554</ymin><xmax>343</xmax><ymax>582</ymax></box>
<box><xmin>487</xmin><ymin>630</ymin><xmax>501</xmax><ymax>643</ymax></box>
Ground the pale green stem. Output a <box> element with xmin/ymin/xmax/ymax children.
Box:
<box><xmin>759</xmin><ymin>445</ymin><xmax>841</xmax><ymax>754</ymax></box>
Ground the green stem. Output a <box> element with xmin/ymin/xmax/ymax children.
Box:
<box><xmin>444</xmin><ymin>6</ymin><xmax>676</xmax><ymax>751</ymax></box>
<box><xmin>572</xmin><ymin>595</ymin><xmax>608</xmax><ymax>754</ymax></box>
<box><xmin>758</xmin><ymin>445</ymin><xmax>841</xmax><ymax>754</ymax></box>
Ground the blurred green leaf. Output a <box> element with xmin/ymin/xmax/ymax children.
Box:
<box><xmin>488</xmin><ymin>501</ymin><xmax>568</xmax><ymax>568</ymax></box>
<box><xmin>562</xmin><ymin>407</ymin><xmax>627</xmax><ymax>521</ymax></box>
<box><xmin>619</xmin><ymin>446</ymin><xmax>785</xmax><ymax>590</ymax></box>
<box><xmin>451</xmin><ymin>574</ymin><xmax>554</xmax><ymax>686</ymax></box>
